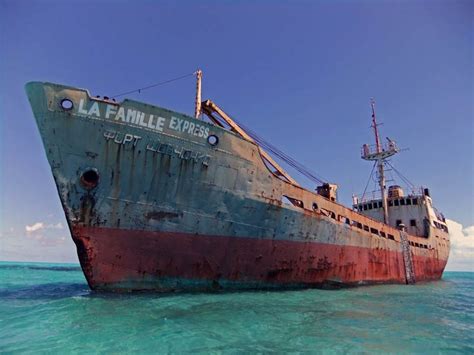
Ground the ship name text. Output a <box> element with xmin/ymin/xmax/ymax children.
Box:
<box><xmin>103</xmin><ymin>130</ymin><xmax>211</xmax><ymax>166</ymax></box>
<box><xmin>77</xmin><ymin>99</ymin><xmax>210</xmax><ymax>139</ymax></box>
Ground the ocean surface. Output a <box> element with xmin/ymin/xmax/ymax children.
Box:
<box><xmin>0</xmin><ymin>262</ymin><xmax>472</xmax><ymax>354</ymax></box>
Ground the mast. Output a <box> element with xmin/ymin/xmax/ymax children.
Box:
<box><xmin>194</xmin><ymin>69</ymin><xmax>202</xmax><ymax>119</ymax></box>
<box><xmin>371</xmin><ymin>99</ymin><xmax>382</xmax><ymax>154</ymax></box>
<box><xmin>361</xmin><ymin>98</ymin><xmax>399</xmax><ymax>225</ymax></box>
<box><xmin>371</xmin><ymin>99</ymin><xmax>389</xmax><ymax>224</ymax></box>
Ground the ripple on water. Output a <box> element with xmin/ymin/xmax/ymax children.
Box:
<box><xmin>0</xmin><ymin>264</ymin><xmax>473</xmax><ymax>353</ymax></box>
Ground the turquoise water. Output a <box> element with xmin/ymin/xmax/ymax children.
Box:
<box><xmin>0</xmin><ymin>262</ymin><xmax>472</xmax><ymax>353</ymax></box>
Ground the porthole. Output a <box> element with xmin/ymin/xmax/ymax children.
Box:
<box><xmin>60</xmin><ymin>98</ymin><xmax>74</xmax><ymax>111</ymax></box>
<box><xmin>80</xmin><ymin>168</ymin><xmax>99</xmax><ymax>189</ymax></box>
<box><xmin>207</xmin><ymin>134</ymin><xmax>219</xmax><ymax>146</ymax></box>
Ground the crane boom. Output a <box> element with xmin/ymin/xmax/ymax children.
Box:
<box><xmin>201</xmin><ymin>99</ymin><xmax>300</xmax><ymax>187</ymax></box>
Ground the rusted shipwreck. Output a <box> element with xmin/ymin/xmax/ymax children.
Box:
<box><xmin>25</xmin><ymin>72</ymin><xmax>450</xmax><ymax>292</ymax></box>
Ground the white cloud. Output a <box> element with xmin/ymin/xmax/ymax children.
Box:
<box><xmin>25</xmin><ymin>222</ymin><xmax>64</xmax><ymax>233</ymax></box>
<box><xmin>445</xmin><ymin>219</ymin><xmax>474</xmax><ymax>272</ymax></box>
<box><xmin>2</xmin><ymin>220</ymin><xmax>76</xmax><ymax>263</ymax></box>
<box><xmin>49</xmin><ymin>222</ymin><xmax>64</xmax><ymax>229</ymax></box>
<box><xmin>25</xmin><ymin>222</ymin><xmax>44</xmax><ymax>232</ymax></box>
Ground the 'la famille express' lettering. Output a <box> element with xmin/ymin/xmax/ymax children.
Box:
<box><xmin>77</xmin><ymin>99</ymin><xmax>209</xmax><ymax>138</ymax></box>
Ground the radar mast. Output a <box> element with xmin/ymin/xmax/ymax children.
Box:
<box><xmin>361</xmin><ymin>99</ymin><xmax>399</xmax><ymax>224</ymax></box>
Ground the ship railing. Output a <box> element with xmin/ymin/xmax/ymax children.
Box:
<box><xmin>361</xmin><ymin>141</ymin><xmax>399</xmax><ymax>160</ymax></box>
<box><xmin>352</xmin><ymin>189</ymin><xmax>382</xmax><ymax>205</ymax></box>
<box><xmin>352</xmin><ymin>187</ymin><xmax>425</xmax><ymax>206</ymax></box>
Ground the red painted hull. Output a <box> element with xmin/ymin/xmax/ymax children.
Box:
<box><xmin>72</xmin><ymin>225</ymin><xmax>446</xmax><ymax>292</ymax></box>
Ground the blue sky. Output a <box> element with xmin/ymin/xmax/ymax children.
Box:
<box><xmin>0</xmin><ymin>0</ymin><xmax>472</xmax><ymax>269</ymax></box>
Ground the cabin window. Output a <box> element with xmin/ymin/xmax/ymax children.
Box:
<box><xmin>412</xmin><ymin>198</ymin><xmax>418</xmax><ymax>205</ymax></box>
<box><xmin>368</xmin><ymin>203</ymin><xmax>372</xmax><ymax>210</ymax></box>
<box><xmin>388</xmin><ymin>234</ymin><xmax>395</xmax><ymax>240</ymax></box>
<box><xmin>363</xmin><ymin>204</ymin><xmax>368</xmax><ymax>211</ymax></box>
<box><xmin>400</xmin><ymin>199</ymin><xmax>405</xmax><ymax>206</ymax></box>
<box><xmin>60</xmin><ymin>98</ymin><xmax>74</xmax><ymax>111</ymax></box>
<box><xmin>207</xmin><ymin>135</ymin><xmax>219</xmax><ymax>146</ymax></box>
<box><xmin>330</xmin><ymin>212</ymin><xmax>336</xmax><ymax>219</ymax></box>
<box><xmin>370</xmin><ymin>228</ymin><xmax>379</xmax><ymax>235</ymax></box>
<box><xmin>380</xmin><ymin>231</ymin><xmax>386</xmax><ymax>238</ymax></box>
<box><xmin>388</xmin><ymin>200</ymin><xmax>393</xmax><ymax>207</ymax></box>
<box><xmin>282</xmin><ymin>196</ymin><xmax>293</xmax><ymax>206</ymax></box>
<box><xmin>406</xmin><ymin>198</ymin><xmax>412</xmax><ymax>205</ymax></box>
<box><xmin>363</xmin><ymin>225</ymin><xmax>369</xmax><ymax>232</ymax></box>
<box><xmin>378</xmin><ymin>201</ymin><xmax>383</xmax><ymax>208</ymax></box>
<box><xmin>396</xmin><ymin>219</ymin><xmax>402</xmax><ymax>226</ymax></box>
<box><xmin>410</xmin><ymin>219</ymin><xmax>417</xmax><ymax>227</ymax></box>
<box><xmin>345</xmin><ymin>217</ymin><xmax>351</xmax><ymax>225</ymax></box>
<box><xmin>312</xmin><ymin>203</ymin><xmax>319</xmax><ymax>211</ymax></box>
<box><xmin>394</xmin><ymin>199</ymin><xmax>400</xmax><ymax>206</ymax></box>
<box><xmin>282</xmin><ymin>196</ymin><xmax>304</xmax><ymax>208</ymax></box>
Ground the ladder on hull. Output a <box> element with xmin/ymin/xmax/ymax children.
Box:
<box><xmin>399</xmin><ymin>231</ymin><xmax>416</xmax><ymax>284</ymax></box>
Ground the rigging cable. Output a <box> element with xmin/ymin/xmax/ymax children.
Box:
<box><xmin>385</xmin><ymin>161</ymin><xmax>416</xmax><ymax>190</ymax></box>
<box><xmin>206</xmin><ymin>113</ymin><xmax>328</xmax><ymax>185</ymax></box>
<box><xmin>112</xmin><ymin>72</ymin><xmax>196</xmax><ymax>99</ymax></box>
<box><xmin>361</xmin><ymin>161</ymin><xmax>377</xmax><ymax>203</ymax></box>
<box><xmin>231</xmin><ymin>117</ymin><xmax>328</xmax><ymax>184</ymax></box>
<box><xmin>111</xmin><ymin>72</ymin><xmax>328</xmax><ymax>185</ymax></box>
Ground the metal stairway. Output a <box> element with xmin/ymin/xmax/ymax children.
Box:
<box><xmin>399</xmin><ymin>231</ymin><xmax>416</xmax><ymax>284</ymax></box>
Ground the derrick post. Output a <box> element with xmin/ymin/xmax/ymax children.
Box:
<box><xmin>194</xmin><ymin>69</ymin><xmax>202</xmax><ymax>119</ymax></box>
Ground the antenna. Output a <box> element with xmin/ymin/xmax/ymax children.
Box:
<box><xmin>371</xmin><ymin>98</ymin><xmax>382</xmax><ymax>154</ymax></box>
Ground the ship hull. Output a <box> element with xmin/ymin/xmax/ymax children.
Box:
<box><xmin>26</xmin><ymin>81</ymin><xmax>449</xmax><ymax>293</ymax></box>
<box><xmin>72</xmin><ymin>225</ymin><xmax>445</xmax><ymax>292</ymax></box>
